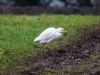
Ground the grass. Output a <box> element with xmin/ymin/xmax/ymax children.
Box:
<box><xmin>0</xmin><ymin>14</ymin><xmax>100</xmax><ymax>70</ymax></box>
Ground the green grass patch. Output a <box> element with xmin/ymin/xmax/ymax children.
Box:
<box><xmin>0</xmin><ymin>14</ymin><xmax>100</xmax><ymax>70</ymax></box>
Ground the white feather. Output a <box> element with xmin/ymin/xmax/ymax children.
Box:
<box><xmin>34</xmin><ymin>27</ymin><xmax>66</xmax><ymax>44</ymax></box>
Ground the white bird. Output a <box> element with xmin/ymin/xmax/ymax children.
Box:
<box><xmin>34</xmin><ymin>27</ymin><xmax>68</xmax><ymax>44</ymax></box>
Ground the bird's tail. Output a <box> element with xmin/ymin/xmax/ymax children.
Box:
<box><xmin>34</xmin><ymin>38</ymin><xmax>39</xmax><ymax>42</ymax></box>
<box><xmin>34</xmin><ymin>39</ymin><xmax>37</xmax><ymax>42</ymax></box>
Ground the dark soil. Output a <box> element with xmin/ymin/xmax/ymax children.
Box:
<box><xmin>1</xmin><ymin>24</ymin><xmax>100</xmax><ymax>75</ymax></box>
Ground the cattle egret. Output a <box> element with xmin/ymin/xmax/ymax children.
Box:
<box><xmin>34</xmin><ymin>27</ymin><xmax>68</xmax><ymax>44</ymax></box>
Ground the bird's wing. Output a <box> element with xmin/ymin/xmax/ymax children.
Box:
<box><xmin>34</xmin><ymin>27</ymin><xmax>56</xmax><ymax>42</ymax></box>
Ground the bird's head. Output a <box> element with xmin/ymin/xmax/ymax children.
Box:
<box><xmin>57</xmin><ymin>28</ymin><xmax>68</xmax><ymax>33</ymax></box>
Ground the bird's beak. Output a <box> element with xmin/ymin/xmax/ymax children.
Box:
<box><xmin>64</xmin><ymin>29</ymin><xmax>68</xmax><ymax>32</ymax></box>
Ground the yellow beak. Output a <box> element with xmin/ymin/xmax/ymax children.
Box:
<box><xmin>64</xmin><ymin>29</ymin><xmax>68</xmax><ymax>32</ymax></box>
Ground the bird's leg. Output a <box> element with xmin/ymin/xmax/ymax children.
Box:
<box><xmin>39</xmin><ymin>41</ymin><xmax>48</xmax><ymax>49</ymax></box>
<box><xmin>40</xmin><ymin>42</ymin><xmax>50</xmax><ymax>50</ymax></box>
<box><xmin>39</xmin><ymin>44</ymin><xmax>42</xmax><ymax>48</ymax></box>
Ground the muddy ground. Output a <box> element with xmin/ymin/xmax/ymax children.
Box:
<box><xmin>1</xmin><ymin>24</ymin><xmax>100</xmax><ymax>75</ymax></box>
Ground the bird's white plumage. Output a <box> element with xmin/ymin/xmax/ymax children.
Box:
<box><xmin>34</xmin><ymin>27</ymin><xmax>66</xmax><ymax>44</ymax></box>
